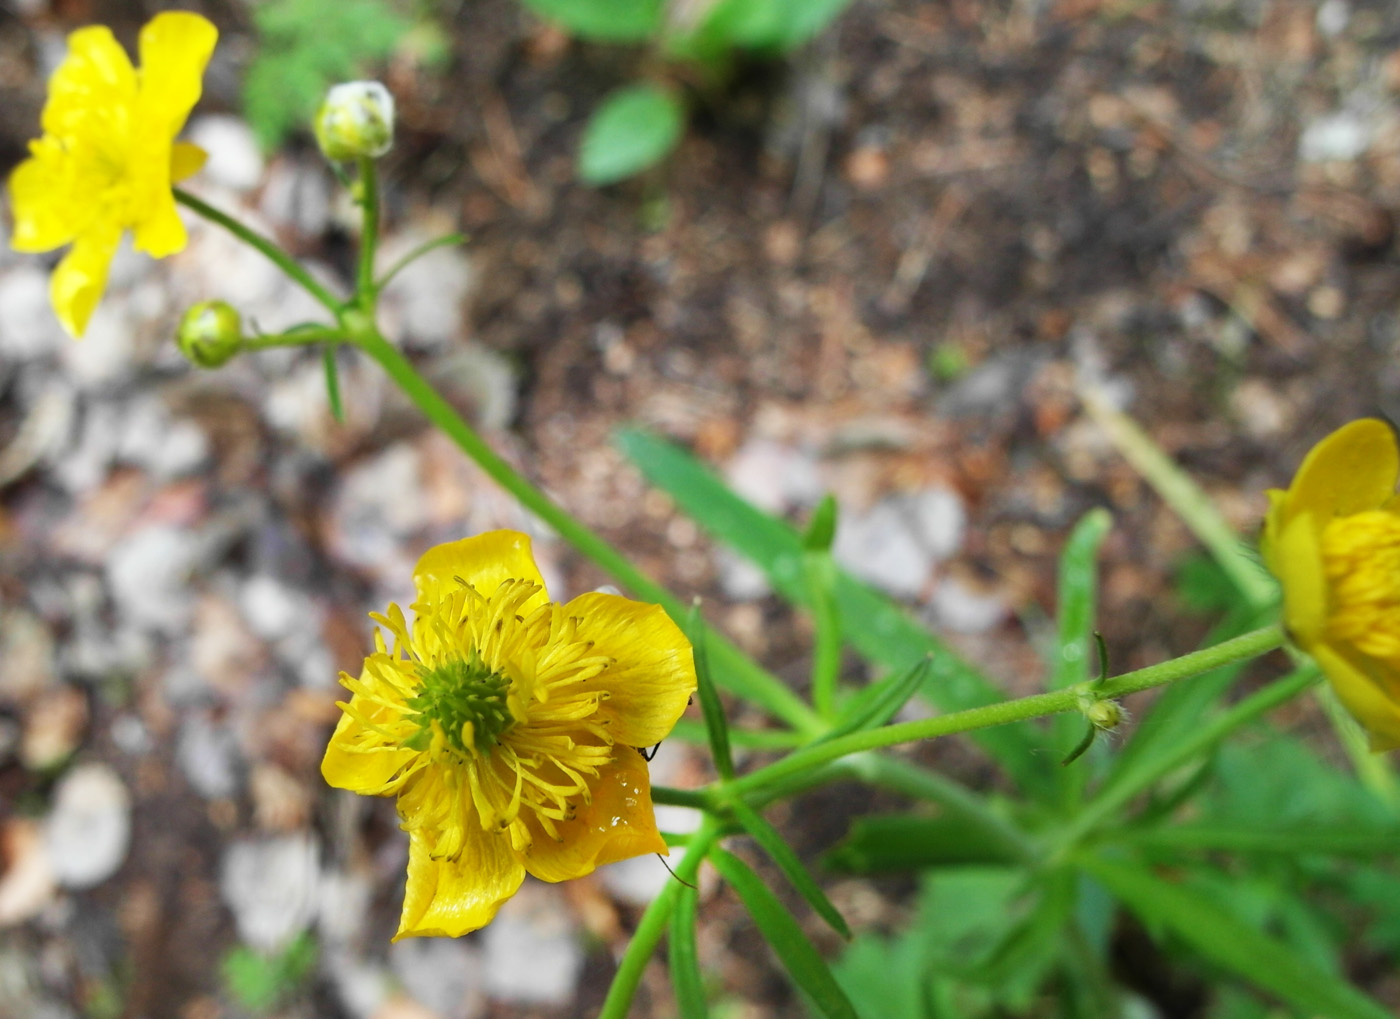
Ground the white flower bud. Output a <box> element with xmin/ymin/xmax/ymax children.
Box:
<box><xmin>315</xmin><ymin>81</ymin><xmax>395</xmax><ymax>162</ymax></box>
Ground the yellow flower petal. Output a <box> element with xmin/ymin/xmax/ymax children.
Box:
<box><xmin>521</xmin><ymin>747</ymin><xmax>667</xmax><ymax>883</ymax></box>
<box><xmin>50</xmin><ymin>226</ymin><xmax>121</xmax><ymax>338</ymax></box>
<box><xmin>1312</xmin><ymin>643</ymin><xmax>1400</xmax><ymax>753</ymax></box>
<box><xmin>41</xmin><ymin>26</ymin><xmax>137</xmax><ymax>139</ymax></box>
<box><xmin>136</xmin><ymin>12</ymin><xmax>218</xmax><ymax>127</ymax></box>
<box><xmin>564</xmin><ymin>592</ymin><xmax>696</xmax><ymax>748</ymax></box>
<box><xmin>321</xmin><ymin>693</ymin><xmax>419</xmax><ymax>795</ymax></box>
<box><xmin>130</xmin><ymin>188</ymin><xmax>187</xmax><ymax>258</ymax></box>
<box><xmin>397</xmin><ymin>824</ymin><xmax>525</xmax><ymax>939</ymax></box>
<box><xmin>170</xmin><ymin>141</ymin><xmax>208</xmax><ymax>183</ymax></box>
<box><xmin>1283</xmin><ymin>418</ymin><xmax>1399</xmax><ymax>525</ymax></box>
<box><xmin>1274</xmin><ymin>510</ymin><xmax>1328</xmax><ymax>647</ymax></box>
<box><xmin>412</xmin><ymin>530</ymin><xmax>550</xmax><ymax>611</ymax></box>
<box><xmin>7</xmin><ymin>142</ymin><xmax>84</xmax><ymax>252</ymax></box>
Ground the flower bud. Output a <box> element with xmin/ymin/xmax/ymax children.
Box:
<box><xmin>1085</xmin><ymin>698</ymin><xmax>1124</xmax><ymax>731</ymax></box>
<box><xmin>315</xmin><ymin>81</ymin><xmax>395</xmax><ymax>162</ymax></box>
<box><xmin>177</xmin><ymin>300</ymin><xmax>243</xmax><ymax>368</ymax></box>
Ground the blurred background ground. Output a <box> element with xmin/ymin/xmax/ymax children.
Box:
<box><xmin>1</xmin><ymin>0</ymin><xmax>1399</xmax><ymax>1016</ymax></box>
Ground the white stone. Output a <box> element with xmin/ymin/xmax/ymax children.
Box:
<box><xmin>59</xmin><ymin>303</ymin><xmax>137</xmax><ymax>391</ymax></box>
<box><xmin>316</xmin><ymin>869</ymin><xmax>374</xmax><ymax>948</ymax></box>
<box><xmin>714</xmin><ymin>547</ymin><xmax>772</xmax><ymax>600</ymax></box>
<box><xmin>187</xmin><ymin>117</ymin><xmax>265</xmax><ymax>192</ymax></box>
<box><xmin>725</xmin><ymin>438</ymin><xmax>823</xmax><ymax>514</ymax></box>
<box><xmin>220</xmin><ymin>834</ymin><xmax>321</xmax><ymax>953</ymax></box>
<box><xmin>377</xmin><ymin>230</ymin><xmax>473</xmax><ymax>350</ymax></box>
<box><xmin>1300</xmin><ymin>113</ymin><xmax>1371</xmax><ymax>163</ymax></box>
<box><xmin>390</xmin><ymin>937</ymin><xmax>484</xmax><ymax>1019</ymax></box>
<box><xmin>0</xmin><ymin>267</ymin><xmax>66</xmax><ymax>359</ymax></box>
<box><xmin>931</xmin><ymin>575</ymin><xmax>1007</xmax><ymax>634</ymax></box>
<box><xmin>908</xmin><ymin>485</ymin><xmax>966</xmax><ymax>561</ymax></box>
<box><xmin>115</xmin><ymin>396</ymin><xmax>210</xmax><ymax>479</ymax></box>
<box><xmin>44</xmin><ymin>764</ymin><xmax>131</xmax><ymax>890</ymax></box>
<box><xmin>177</xmin><ymin>713</ymin><xmax>243</xmax><ymax>799</ymax></box>
<box><xmin>481</xmin><ymin>884</ymin><xmax>582</xmax><ymax>1005</ymax></box>
<box><xmin>260</xmin><ymin>159</ymin><xmax>332</xmax><ymax>238</ymax></box>
<box><xmin>239</xmin><ymin>574</ymin><xmax>306</xmax><ymax>642</ymax></box>
<box><xmin>1316</xmin><ymin>0</ymin><xmax>1349</xmax><ymax>36</ymax></box>
<box><xmin>833</xmin><ymin>500</ymin><xmax>931</xmax><ymax>599</ymax></box>
<box><xmin>106</xmin><ymin>525</ymin><xmax>203</xmax><ymax>633</ymax></box>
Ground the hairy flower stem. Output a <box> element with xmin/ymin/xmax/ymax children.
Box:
<box><xmin>724</xmin><ymin>625</ymin><xmax>1287</xmax><ymax>802</ymax></box>
<box><xmin>597</xmin><ymin>816</ymin><xmax>721</xmax><ymax>1019</ymax></box>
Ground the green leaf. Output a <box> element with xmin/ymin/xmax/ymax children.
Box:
<box><xmin>669</xmin><ymin>883</ymin><xmax>708</xmax><ymax>1019</ymax></box>
<box><xmin>614</xmin><ymin>428</ymin><xmax>1046</xmax><ymax>796</ymax></box>
<box><xmin>1079</xmin><ymin>854</ymin><xmax>1393</xmax><ymax>1019</ymax></box>
<box><xmin>710</xmin><ymin>849</ymin><xmax>859</xmax><ymax>1019</ymax></box>
<box><xmin>691</xmin><ymin>0</ymin><xmax>855</xmax><ymax>52</ymax></box>
<box><xmin>323</xmin><ymin>345</ymin><xmax>345</xmax><ymax>423</ymax></box>
<box><xmin>520</xmin><ymin>0</ymin><xmax>664</xmax><ymax>41</ymax></box>
<box><xmin>802</xmin><ymin>495</ymin><xmax>838</xmax><ymax>552</ymax></box>
<box><xmin>825</xmin><ymin>814</ymin><xmax>1024</xmax><ymax>875</ymax></box>
<box><xmin>1122</xmin><ymin>823</ymin><xmax>1400</xmax><ymax>857</ymax></box>
<box><xmin>822</xmin><ymin>658</ymin><xmax>930</xmax><ymax>744</ymax></box>
<box><xmin>686</xmin><ymin>603</ymin><xmax>734</xmax><ymax>779</ymax></box>
<box><xmin>221</xmin><ymin>933</ymin><xmax>318</xmax><ymax>1013</ymax></box>
<box><xmin>729</xmin><ymin>799</ymin><xmax>850</xmax><ymax>938</ymax></box>
<box><xmin>579</xmin><ymin>85</ymin><xmax>685</xmax><ymax>185</ymax></box>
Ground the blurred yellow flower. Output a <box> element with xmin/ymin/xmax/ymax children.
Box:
<box><xmin>323</xmin><ymin>531</ymin><xmax>697</xmax><ymax>938</ymax></box>
<box><xmin>8</xmin><ymin>12</ymin><xmax>217</xmax><ymax>337</ymax></box>
<box><xmin>1262</xmin><ymin>418</ymin><xmax>1400</xmax><ymax>750</ymax></box>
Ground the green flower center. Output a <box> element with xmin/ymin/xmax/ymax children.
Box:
<box><xmin>407</xmin><ymin>651</ymin><xmax>515</xmax><ymax>756</ymax></box>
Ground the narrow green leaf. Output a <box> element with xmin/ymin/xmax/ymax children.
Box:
<box><xmin>1080</xmin><ymin>854</ymin><xmax>1393</xmax><ymax>1019</ymax></box>
<box><xmin>692</xmin><ymin>0</ymin><xmax>855</xmax><ymax>51</ymax></box>
<box><xmin>669</xmin><ymin>883</ymin><xmax>707</xmax><ymax>1019</ymax></box>
<box><xmin>805</xmin><ymin>548</ymin><xmax>842</xmax><ymax>719</ymax></box>
<box><xmin>729</xmin><ymin>799</ymin><xmax>850</xmax><ymax>938</ymax></box>
<box><xmin>614</xmin><ymin>428</ymin><xmax>1046</xmax><ymax>796</ymax></box>
<box><xmin>825</xmin><ymin>814</ymin><xmax>1025</xmax><ymax>874</ymax></box>
<box><xmin>323</xmin><ymin>345</ymin><xmax>345</xmax><ymax>423</ymax></box>
<box><xmin>710</xmin><ymin>849</ymin><xmax>859</xmax><ymax>1019</ymax></box>
<box><xmin>686</xmin><ymin>603</ymin><xmax>734</xmax><ymax>780</ymax></box>
<box><xmin>579</xmin><ymin>85</ymin><xmax>685</xmax><ymax>185</ymax></box>
<box><xmin>1050</xmin><ymin>509</ymin><xmax>1112</xmax><ymax>692</ymax></box>
<box><xmin>668</xmin><ymin>718</ymin><xmax>803</xmax><ymax>751</ymax></box>
<box><xmin>520</xmin><ymin>0</ymin><xmax>664</xmax><ymax>40</ymax></box>
<box><xmin>802</xmin><ymin>495</ymin><xmax>839</xmax><ymax>552</ymax></box>
<box><xmin>823</xmin><ymin>658</ymin><xmax>930</xmax><ymax>743</ymax></box>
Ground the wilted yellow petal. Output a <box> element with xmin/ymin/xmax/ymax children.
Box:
<box><xmin>397</xmin><ymin>825</ymin><xmax>525</xmax><ymax>939</ymax></box>
<box><xmin>1312</xmin><ymin>644</ymin><xmax>1400</xmax><ymax>752</ymax></box>
<box><xmin>412</xmin><ymin>530</ymin><xmax>549</xmax><ymax>611</ymax></box>
<box><xmin>50</xmin><ymin>226</ymin><xmax>121</xmax><ymax>338</ymax></box>
<box><xmin>565</xmin><ymin>592</ymin><xmax>695</xmax><ymax>748</ymax></box>
<box><xmin>1284</xmin><ymin>418</ymin><xmax>1399</xmax><ymax>525</ymax></box>
<box><xmin>521</xmin><ymin>747</ymin><xmax>667</xmax><ymax>883</ymax></box>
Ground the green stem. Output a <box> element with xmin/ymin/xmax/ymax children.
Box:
<box><xmin>727</xmin><ymin>626</ymin><xmax>1286</xmax><ymax>800</ymax></box>
<box><xmin>598</xmin><ymin>817</ymin><xmax>720</xmax><ymax>1019</ymax></box>
<box><xmin>668</xmin><ymin>718</ymin><xmax>806</xmax><ymax>751</ymax></box>
<box><xmin>348</xmin><ymin>326</ymin><xmax>822</xmax><ymax>734</ymax></box>
<box><xmin>651</xmin><ymin>785</ymin><xmax>714</xmax><ymax>811</ymax></box>
<box><xmin>174</xmin><ymin>188</ymin><xmax>342</xmax><ymax>315</ymax></box>
<box><xmin>356</xmin><ymin>157</ymin><xmax>379</xmax><ymax>300</ymax></box>
<box><xmin>243</xmin><ymin>327</ymin><xmax>345</xmax><ymax>349</ymax></box>
<box><xmin>376</xmin><ymin>232</ymin><xmax>467</xmax><ymax>290</ymax></box>
<box><xmin>1051</xmin><ymin>664</ymin><xmax>1318</xmax><ymax>853</ymax></box>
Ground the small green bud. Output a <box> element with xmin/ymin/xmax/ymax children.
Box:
<box><xmin>315</xmin><ymin>81</ymin><xmax>395</xmax><ymax>162</ymax></box>
<box><xmin>177</xmin><ymin>301</ymin><xmax>243</xmax><ymax>368</ymax></box>
<box><xmin>1085</xmin><ymin>698</ymin><xmax>1124</xmax><ymax>731</ymax></box>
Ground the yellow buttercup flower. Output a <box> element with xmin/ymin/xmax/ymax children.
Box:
<box><xmin>7</xmin><ymin>12</ymin><xmax>218</xmax><ymax>337</ymax></box>
<box><xmin>1262</xmin><ymin>418</ymin><xmax>1400</xmax><ymax>750</ymax></box>
<box><xmin>323</xmin><ymin>531</ymin><xmax>697</xmax><ymax>938</ymax></box>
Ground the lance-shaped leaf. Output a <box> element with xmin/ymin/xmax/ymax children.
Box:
<box><xmin>710</xmin><ymin>849</ymin><xmax>859</xmax><ymax>1019</ymax></box>
<box><xmin>822</xmin><ymin>657</ymin><xmax>931</xmax><ymax>744</ymax></box>
<box><xmin>825</xmin><ymin>814</ymin><xmax>1025</xmax><ymax>875</ymax></box>
<box><xmin>686</xmin><ymin>602</ymin><xmax>734</xmax><ymax>780</ymax></box>
<box><xmin>669</xmin><ymin>883</ymin><xmax>707</xmax><ymax>1019</ymax></box>
<box><xmin>729</xmin><ymin>798</ymin><xmax>850</xmax><ymax>938</ymax></box>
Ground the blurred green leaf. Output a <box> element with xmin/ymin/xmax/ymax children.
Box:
<box><xmin>710</xmin><ymin>849</ymin><xmax>858</xmax><ymax>1019</ymax></box>
<box><xmin>686</xmin><ymin>603</ymin><xmax>734</xmax><ymax>779</ymax></box>
<box><xmin>822</xmin><ymin>658</ymin><xmax>930</xmax><ymax>744</ymax></box>
<box><xmin>579</xmin><ymin>84</ymin><xmax>685</xmax><ymax>185</ymax></box>
<box><xmin>730</xmin><ymin>799</ymin><xmax>849</xmax><ymax>938</ymax></box>
<box><xmin>245</xmin><ymin>0</ymin><xmax>410</xmax><ymax>151</ymax></box>
<box><xmin>825</xmin><ymin>814</ymin><xmax>1024</xmax><ymax>875</ymax></box>
<box><xmin>669</xmin><ymin>883</ymin><xmax>708</xmax><ymax>1019</ymax></box>
<box><xmin>615</xmin><ymin>428</ymin><xmax>1046</xmax><ymax>796</ymax></box>
<box><xmin>692</xmin><ymin>0</ymin><xmax>855</xmax><ymax>52</ymax></box>
<box><xmin>222</xmin><ymin>933</ymin><xmax>318</xmax><ymax>1013</ymax></box>
<box><xmin>1081</xmin><ymin>854</ymin><xmax>1392</xmax><ymax>1019</ymax></box>
<box><xmin>802</xmin><ymin>495</ymin><xmax>839</xmax><ymax>552</ymax></box>
<box><xmin>1122</xmin><ymin>823</ymin><xmax>1400</xmax><ymax>857</ymax></box>
<box><xmin>520</xmin><ymin>0</ymin><xmax>663</xmax><ymax>40</ymax></box>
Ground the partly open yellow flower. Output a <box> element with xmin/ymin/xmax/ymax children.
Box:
<box><xmin>8</xmin><ymin>12</ymin><xmax>217</xmax><ymax>337</ymax></box>
<box><xmin>323</xmin><ymin>531</ymin><xmax>697</xmax><ymax>938</ymax></box>
<box><xmin>1262</xmin><ymin>418</ymin><xmax>1400</xmax><ymax>750</ymax></box>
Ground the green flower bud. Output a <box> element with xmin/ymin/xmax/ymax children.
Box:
<box><xmin>1085</xmin><ymin>698</ymin><xmax>1124</xmax><ymax>731</ymax></box>
<box><xmin>315</xmin><ymin>81</ymin><xmax>395</xmax><ymax>162</ymax></box>
<box><xmin>177</xmin><ymin>301</ymin><xmax>243</xmax><ymax>368</ymax></box>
